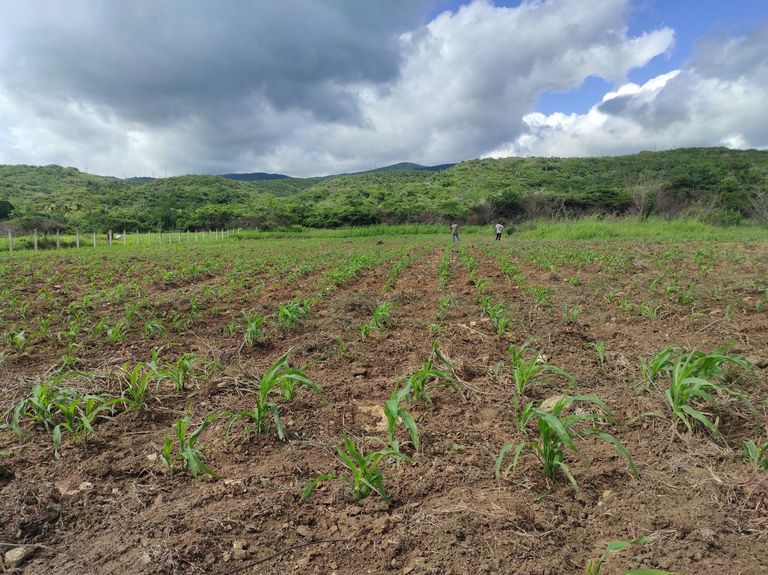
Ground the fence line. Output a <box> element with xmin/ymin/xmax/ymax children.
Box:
<box><xmin>2</xmin><ymin>228</ymin><xmax>238</xmax><ymax>255</ymax></box>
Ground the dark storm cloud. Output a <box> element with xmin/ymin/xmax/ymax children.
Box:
<box><xmin>0</xmin><ymin>0</ymin><xmax>427</xmax><ymax>125</ymax></box>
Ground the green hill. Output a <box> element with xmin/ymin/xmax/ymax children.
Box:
<box><xmin>1</xmin><ymin>147</ymin><xmax>766</xmax><ymax>231</ymax></box>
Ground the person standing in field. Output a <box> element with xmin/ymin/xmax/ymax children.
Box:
<box><xmin>494</xmin><ymin>222</ymin><xmax>504</xmax><ymax>240</ymax></box>
<box><xmin>450</xmin><ymin>223</ymin><xmax>459</xmax><ymax>243</ymax></box>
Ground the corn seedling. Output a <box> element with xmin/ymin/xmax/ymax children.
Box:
<box><xmin>496</xmin><ymin>395</ymin><xmax>637</xmax><ymax>491</ymax></box>
<box><xmin>301</xmin><ymin>436</ymin><xmax>405</xmax><ymax>501</ymax></box>
<box><xmin>241</xmin><ymin>311</ymin><xmax>266</xmax><ymax>347</ymax></box>
<box><xmin>587</xmin><ymin>341</ymin><xmax>607</xmax><ymax>368</ymax></box>
<box><xmin>639</xmin><ymin>302</ymin><xmax>662</xmax><ymax>320</ymax></box>
<box><xmin>121</xmin><ymin>362</ymin><xmax>153</xmax><ymax>411</ymax></box>
<box><xmin>489</xmin><ymin>302</ymin><xmax>512</xmax><ymax>335</ymax></box>
<box><xmin>663</xmin><ymin>349</ymin><xmax>753</xmax><ymax>436</ymax></box>
<box><xmin>158</xmin><ymin>353</ymin><xmax>194</xmax><ymax>392</ymax></box>
<box><xmin>161</xmin><ymin>414</ymin><xmax>219</xmax><ymax>479</ymax></box>
<box><xmin>143</xmin><ymin>318</ymin><xmax>166</xmax><ymax>337</ymax></box>
<box><xmin>383</xmin><ymin>384</ymin><xmax>419</xmax><ymax>454</ymax></box>
<box><xmin>277</xmin><ymin>299</ymin><xmax>311</xmax><ymax>329</ymax></box>
<box><xmin>584</xmin><ymin>537</ymin><xmax>673</xmax><ymax>575</ymax></box>
<box><xmin>740</xmin><ymin>428</ymin><xmax>768</xmax><ymax>469</ymax></box>
<box><xmin>106</xmin><ymin>320</ymin><xmax>128</xmax><ymax>343</ymax></box>
<box><xmin>563</xmin><ymin>304</ymin><xmax>581</xmax><ymax>323</ymax></box>
<box><xmin>508</xmin><ymin>339</ymin><xmax>576</xmax><ymax>396</ymax></box>
<box><xmin>360</xmin><ymin>302</ymin><xmax>393</xmax><ymax>338</ymax></box>
<box><xmin>227</xmin><ymin>350</ymin><xmax>322</xmax><ymax>440</ymax></box>
<box><xmin>52</xmin><ymin>394</ymin><xmax>115</xmax><ymax>457</ymax></box>
<box><xmin>404</xmin><ymin>349</ymin><xmax>463</xmax><ymax>405</ymax></box>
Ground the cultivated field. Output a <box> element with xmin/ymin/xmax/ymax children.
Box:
<box><xmin>1</xmin><ymin>228</ymin><xmax>767</xmax><ymax>574</ymax></box>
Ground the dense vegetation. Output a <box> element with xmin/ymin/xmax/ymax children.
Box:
<box><xmin>1</xmin><ymin>147</ymin><xmax>766</xmax><ymax>232</ymax></box>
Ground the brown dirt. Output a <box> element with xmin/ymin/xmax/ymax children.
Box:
<box><xmin>1</xmin><ymin>238</ymin><xmax>767</xmax><ymax>574</ymax></box>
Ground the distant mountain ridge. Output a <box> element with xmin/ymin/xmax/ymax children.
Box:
<box><xmin>220</xmin><ymin>172</ymin><xmax>290</xmax><ymax>181</ymax></box>
<box><xmin>2</xmin><ymin>147</ymin><xmax>766</xmax><ymax>232</ymax></box>
<box><xmin>125</xmin><ymin>162</ymin><xmax>455</xmax><ymax>181</ymax></box>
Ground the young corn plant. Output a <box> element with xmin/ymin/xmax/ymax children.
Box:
<box><xmin>740</xmin><ymin>427</ymin><xmax>768</xmax><ymax>469</ymax></box>
<box><xmin>301</xmin><ymin>436</ymin><xmax>406</xmax><ymax>501</ymax></box>
<box><xmin>52</xmin><ymin>395</ymin><xmax>115</xmax><ymax>457</ymax></box>
<box><xmin>241</xmin><ymin>311</ymin><xmax>266</xmax><ymax>348</ymax></box>
<box><xmin>277</xmin><ymin>299</ymin><xmax>311</xmax><ymax>329</ymax></box>
<box><xmin>496</xmin><ymin>395</ymin><xmax>637</xmax><ymax>491</ymax></box>
<box><xmin>161</xmin><ymin>414</ymin><xmax>219</xmax><ymax>479</ymax></box>
<box><xmin>158</xmin><ymin>353</ymin><xmax>194</xmax><ymax>392</ymax></box>
<box><xmin>586</xmin><ymin>341</ymin><xmax>608</xmax><ymax>368</ymax></box>
<box><xmin>508</xmin><ymin>339</ymin><xmax>576</xmax><ymax>396</ymax></box>
<box><xmin>227</xmin><ymin>350</ymin><xmax>322</xmax><ymax>440</ymax></box>
<box><xmin>663</xmin><ymin>349</ymin><xmax>753</xmax><ymax>436</ymax></box>
<box><xmin>383</xmin><ymin>384</ymin><xmax>419</xmax><ymax>455</ymax></box>
<box><xmin>562</xmin><ymin>304</ymin><xmax>581</xmax><ymax>323</ymax></box>
<box><xmin>359</xmin><ymin>302</ymin><xmax>393</xmax><ymax>338</ymax></box>
<box><xmin>121</xmin><ymin>362</ymin><xmax>153</xmax><ymax>411</ymax></box>
<box><xmin>403</xmin><ymin>349</ymin><xmax>463</xmax><ymax>405</ymax></box>
<box><xmin>584</xmin><ymin>537</ymin><xmax>673</xmax><ymax>575</ymax></box>
<box><xmin>106</xmin><ymin>320</ymin><xmax>128</xmax><ymax>343</ymax></box>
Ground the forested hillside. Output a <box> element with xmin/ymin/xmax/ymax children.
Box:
<box><xmin>1</xmin><ymin>147</ymin><xmax>766</xmax><ymax>232</ymax></box>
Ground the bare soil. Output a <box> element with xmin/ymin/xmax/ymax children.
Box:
<box><xmin>1</xmin><ymin>240</ymin><xmax>766</xmax><ymax>574</ymax></box>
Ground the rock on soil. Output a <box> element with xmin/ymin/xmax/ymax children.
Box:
<box><xmin>4</xmin><ymin>546</ymin><xmax>37</xmax><ymax>569</ymax></box>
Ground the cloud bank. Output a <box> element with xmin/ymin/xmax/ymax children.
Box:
<box><xmin>0</xmin><ymin>0</ymin><xmax>764</xmax><ymax>176</ymax></box>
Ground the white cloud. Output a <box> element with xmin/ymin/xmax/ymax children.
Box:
<box><xmin>488</xmin><ymin>25</ymin><xmax>768</xmax><ymax>158</ymax></box>
<box><xmin>0</xmin><ymin>0</ymin><xmax>680</xmax><ymax>176</ymax></box>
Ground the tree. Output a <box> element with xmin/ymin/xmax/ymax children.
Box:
<box><xmin>625</xmin><ymin>169</ymin><xmax>665</xmax><ymax>220</ymax></box>
<box><xmin>0</xmin><ymin>199</ymin><xmax>14</xmax><ymax>219</ymax></box>
<box><xmin>750</xmin><ymin>188</ymin><xmax>768</xmax><ymax>227</ymax></box>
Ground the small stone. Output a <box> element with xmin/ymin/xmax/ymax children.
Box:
<box><xmin>372</xmin><ymin>516</ymin><xmax>390</xmax><ymax>535</ymax></box>
<box><xmin>296</xmin><ymin>525</ymin><xmax>312</xmax><ymax>538</ymax></box>
<box><xmin>146</xmin><ymin>453</ymin><xmax>158</xmax><ymax>463</ymax></box>
<box><xmin>352</xmin><ymin>366</ymin><xmax>367</xmax><ymax>377</ymax></box>
<box><xmin>232</xmin><ymin>540</ymin><xmax>251</xmax><ymax>560</ymax></box>
<box><xmin>78</xmin><ymin>481</ymin><xmax>94</xmax><ymax>492</ymax></box>
<box><xmin>540</xmin><ymin>395</ymin><xmax>565</xmax><ymax>412</ymax></box>
<box><xmin>137</xmin><ymin>552</ymin><xmax>151</xmax><ymax>567</ymax></box>
<box><xmin>4</xmin><ymin>546</ymin><xmax>36</xmax><ymax>568</ymax></box>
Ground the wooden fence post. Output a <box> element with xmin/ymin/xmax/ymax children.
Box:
<box><xmin>34</xmin><ymin>229</ymin><xmax>38</xmax><ymax>251</ymax></box>
<box><xmin>123</xmin><ymin>230</ymin><xmax>127</xmax><ymax>245</ymax></box>
<box><xmin>135</xmin><ymin>230</ymin><xmax>139</xmax><ymax>245</ymax></box>
<box><xmin>92</xmin><ymin>232</ymin><xmax>96</xmax><ymax>247</ymax></box>
<box><xmin>56</xmin><ymin>230</ymin><xmax>61</xmax><ymax>250</ymax></box>
<box><xmin>7</xmin><ymin>230</ymin><xmax>12</xmax><ymax>254</ymax></box>
<box><xmin>186</xmin><ymin>230</ymin><xmax>190</xmax><ymax>242</ymax></box>
<box><xmin>108</xmin><ymin>230</ymin><xmax>112</xmax><ymax>246</ymax></box>
<box><xmin>159</xmin><ymin>231</ymin><xmax>162</xmax><ymax>244</ymax></box>
<box><xmin>76</xmin><ymin>231</ymin><xmax>80</xmax><ymax>249</ymax></box>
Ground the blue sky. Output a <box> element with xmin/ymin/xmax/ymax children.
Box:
<box><xmin>434</xmin><ymin>0</ymin><xmax>768</xmax><ymax>114</ymax></box>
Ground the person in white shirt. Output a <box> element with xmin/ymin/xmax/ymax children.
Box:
<box><xmin>494</xmin><ymin>223</ymin><xmax>504</xmax><ymax>240</ymax></box>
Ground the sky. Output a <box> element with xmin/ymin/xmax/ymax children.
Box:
<box><xmin>0</xmin><ymin>0</ymin><xmax>766</xmax><ymax>177</ymax></box>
